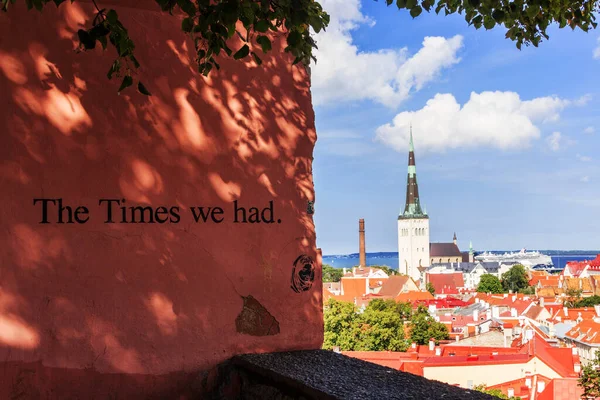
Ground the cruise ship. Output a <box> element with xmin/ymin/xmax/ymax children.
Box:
<box><xmin>475</xmin><ymin>248</ymin><xmax>554</xmax><ymax>269</ymax></box>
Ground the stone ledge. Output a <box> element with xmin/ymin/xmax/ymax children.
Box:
<box><xmin>205</xmin><ymin>350</ymin><xmax>496</xmax><ymax>399</ymax></box>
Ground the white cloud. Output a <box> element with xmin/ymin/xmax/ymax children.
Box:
<box><xmin>577</xmin><ymin>154</ymin><xmax>592</xmax><ymax>162</ymax></box>
<box><xmin>546</xmin><ymin>132</ymin><xmax>562</xmax><ymax>151</ymax></box>
<box><xmin>594</xmin><ymin>37</ymin><xmax>600</xmax><ymax>60</ymax></box>
<box><xmin>375</xmin><ymin>91</ymin><xmax>586</xmax><ymax>153</ymax></box>
<box><xmin>584</xmin><ymin>126</ymin><xmax>596</xmax><ymax>134</ymax></box>
<box><xmin>581</xmin><ymin>176</ymin><xmax>590</xmax><ymax>183</ymax></box>
<box><xmin>311</xmin><ymin>0</ymin><xmax>463</xmax><ymax>108</ymax></box>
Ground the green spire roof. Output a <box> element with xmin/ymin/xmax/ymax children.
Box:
<box><xmin>400</xmin><ymin>125</ymin><xmax>427</xmax><ymax>219</ymax></box>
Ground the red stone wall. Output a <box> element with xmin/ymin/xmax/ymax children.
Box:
<box><xmin>0</xmin><ymin>1</ymin><xmax>322</xmax><ymax>397</ymax></box>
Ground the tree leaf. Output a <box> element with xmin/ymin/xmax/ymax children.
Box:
<box><xmin>491</xmin><ymin>9</ymin><xmax>505</xmax><ymax>22</ymax></box>
<box><xmin>77</xmin><ymin>29</ymin><xmax>96</xmax><ymax>50</ymax></box>
<box><xmin>106</xmin><ymin>9</ymin><xmax>118</xmax><ymax>25</ymax></box>
<box><xmin>118</xmin><ymin>75</ymin><xmax>133</xmax><ymax>93</ymax></box>
<box><xmin>409</xmin><ymin>5</ymin><xmax>422</xmax><ymax>17</ymax></box>
<box><xmin>256</xmin><ymin>35</ymin><xmax>272</xmax><ymax>52</ymax></box>
<box><xmin>182</xmin><ymin>17</ymin><xmax>194</xmax><ymax>32</ymax></box>
<box><xmin>254</xmin><ymin>19</ymin><xmax>269</xmax><ymax>32</ymax></box>
<box><xmin>233</xmin><ymin>44</ymin><xmax>250</xmax><ymax>59</ymax></box>
<box><xmin>287</xmin><ymin>30</ymin><xmax>302</xmax><ymax>46</ymax></box>
<box><xmin>98</xmin><ymin>35</ymin><xmax>107</xmax><ymax>49</ymax></box>
<box><xmin>483</xmin><ymin>15</ymin><xmax>496</xmax><ymax>29</ymax></box>
<box><xmin>252</xmin><ymin>51</ymin><xmax>262</xmax><ymax>65</ymax></box>
<box><xmin>137</xmin><ymin>81</ymin><xmax>152</xmax><ymax>96</ymax></box>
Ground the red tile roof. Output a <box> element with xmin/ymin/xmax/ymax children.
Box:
<box><xmin>400</xmin><ymin>360</ymin><xmax>424</xmax><ymax>376</ymax></box>
<box><xmin>564</xmin><ymin>255</ymin><xmax>600</xmax><ymax>276</ymax></box>
<box><xmin>339</xmin><ymin>278</ymin><xmax>367</xmax><ymax>299</ymax></box>
<box><xmin>378</xmin><ymin>276</ymin><xmax>411</xmax><ymax>297</ymax></box>
<box><xmin>488</xmin><ymin>374</ymin><xmax>552</xmax><ymax>400</ymax></box>
<box><xmin>414</xmin><ymin>298</ymin><xmax>469</xmax><ymax>309</ymax></box>
<box><xmin>565</xmin><ymin>319</ymin><xmax>600</xmax><ymax>345</ymax></box>
<box><xmin>537</xmin><ymin>378</ymin><xmax>583</xmax><ymax>400</ymax></box>
<box><xmin>423</xmin><ymin>353</ymin><xmax>531</xmax><ymax>367</ymax></box>
<box><xmin>514</xmin><ymin>335</ymin><xmax>580</xmax><ymax>378</ymax></box>
<box><xmin>523</xmin><ymin>305</ymin><xmax>546</xmax><ymax>321</ymax></box>
<box><xmin>551</xmin><ymin>307</ymin><xmax>598</xmax><ymax>323</ymax></box>
<box><xmin>395</xmin><ymin>291</ymin><xmax>434</xmax><ymax>303</ymax></box>
<box><xmin>427</xmin><ymin>273</ymin><xmax>464</xmax><ymax>294</ymax></box>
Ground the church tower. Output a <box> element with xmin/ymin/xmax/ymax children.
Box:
<box><xmin>397</xmin><ymin>128</ymin><xmax>430</xmax><ymax>282</ymax></box>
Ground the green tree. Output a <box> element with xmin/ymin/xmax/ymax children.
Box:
<box><xmin>574</xmin><ymin>295</ymin><xmax>600</xmax><ymax>308</ymax></box>
<box><xmin>355</xmin><ymin>299</ymin><xmax>409</xmax><ymax>351</ymax></box>
<box><xmin>501</xmin><ymin>264</ymin><xmax>530</xmax><ymax>293</ymax></box>
<box><xmin>518</xmin><ymin>286</ymin><xmax>535</xmax><ymax>295</ymax></box>
<box><xmin>322</xmin><ymin>265</ymin><xmax>343</xmax><ymax>282</ymax></box>
<box><xmin>373</xmin><ymin>265</ymin><xmax>398</xmax><ymax>276</ymax></box>
<box><xmin>323</xmin><ymin>299</ymin><xmax>360</xmax><ymax>351</ymax></box>
<box><xmin>426</xmin><ymin>282</ymin><xmax>436</xmax><ymax>296</ymax></box>
<box><xmin>408</xmin><ymin>305</ymin><xmax>449</xmax><ymax>345</ymax></box>
<box><xmin>565</xmin><ymin>288</ymin><xmax>583</xmax><ymax>308</ymax></box>
<box><xmin>477</xmin><ymin>274</ymin><xmax>504</xmax><ymax>294</ymax></box>
<box><xmin>580</xmin><ymin>351</ymin><xmax>600</xmax><ymax>399</ymax></box>
<box><xmin>323</xmin><ymin>298</ymin><xmax>415</xmax><ymax>351</ymax></box>
<box><xmin>6</xmin><ymin>0</ymin><xmax>598</xmax><ymax>93</ymax></box>
<box><xmin>473</xmin><ymin>384</ymin><xmax>521</xmax><ymax>399</ymax></box>
<box><xmin>3</xmin><ymin>0</ymin><xmax>329</xmax><ymax>92</ymax></box>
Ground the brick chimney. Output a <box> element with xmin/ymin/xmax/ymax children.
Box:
<box><xmin>359</xmin><ymin>219</ymin><xmax>366</xmax><ymax>267</ymax></box>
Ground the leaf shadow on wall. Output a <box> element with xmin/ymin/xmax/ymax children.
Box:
<box><xmin>0</xmin><ymin>2</ymin><xmax>323</xmax><ymax>398</ymax></box>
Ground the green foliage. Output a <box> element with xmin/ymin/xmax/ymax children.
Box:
<box><xmin>408</xmin><ymin>305</ymin><xmax>449</xmax><ymax>345</ymax></box>
<box><xmin>518</xmin><ymin>285</ymin><xmax>535</xmax><ymax>295</ymax></box>
<box><xmin>391</xmin><ymin>0</ymin><xmax>598</xmax><ymax>50</ymax></box>
<box><xmin>501</xmin><ymin>264</ymin><xmax>530</xmax><ymax>293</ymax></box>
<box><xmin>564</xmin><ymin>288</ymin><xmax>584</xmax><ymax>308</ymax></box>
<box><xmin>473</xmin><ymin>384</ymin><xmax>521</xmax><ymax>399</ymax></box>
<box><xmin>573</xmin><ymin>295</ymin><xmax>600</xmax><ymax>308</ymax></box>
<box><xmin>5</xmin><ymin>0</ymin><xmax>595</xmax><ymax>95</ymax></box>
<box><xmin>373</xmin><ymin>265</ymin><xmax>399</xmax><ymax>276</ymax></box>
<box><xmin>323</xmin><ymin>298</ymin><xmax>413</xmax><ymax>351</ymax></box>
<box><xmin>2</xmin><ymin>0</ymin><xmax>329</xmax><ymax>92</ymax></box>
<box><xmin>426</xmin><ymin>282</ymin><xmax>436</xmax><ymax>296</ymax></box>
<box><xmin>322</xmin><ymin>264</ymin><xmax>343</xmax><ymax>282</ymax></box>
<box><xmin>477</xmin><ymin>274</ymin><xmax>504</xmax><ymax>294</ymax></box>
<box><xmin>323</xmin><ymin>299</ymin><xmax>361</xmax><ymax>351</ymax></box>
<box><xmin>355</xmin><ymin>299</ymin><xmax>409</xmax><ymax>351</ymax></box>
<box><xmin>580</xmin><ymin>351</ymin><xmax>600</xmax><ymax>399</ymax></box>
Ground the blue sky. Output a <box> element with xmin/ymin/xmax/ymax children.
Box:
<box><xmin>310</xmin><ymin>0</ymin><xmax>600</xmax><ymax>255</ymax></box>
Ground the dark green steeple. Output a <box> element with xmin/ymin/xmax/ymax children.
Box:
<box><xmin>400</xmin><ymin>126</ymin><xmax>427</xmax><ymax>219</ymax></box>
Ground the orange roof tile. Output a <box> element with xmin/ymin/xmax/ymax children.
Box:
<box><xmin>423</xmin><ymin>353</ymin><xmax>530</xmax><ymax>367</ymax></box>
<box><xmin>378</xmin><ymin>276</ymin><xmax>411</xmax><ymax>297</ymax></box>
<box><xmin>537</xmin><ymin>378</ymin><xmax>583</xmax><ymax>400</ymax></box>
<box><xmin>563</xmin><ymin>277</ymin><xmax>594</xmax><ymax>293</ymax></box>
<box><xmin>339</xmin><ymin>277</ymin><xmax>368</xmax><ymax>299</ymax></box>
<box><xmin>395</xmin><ymin>291</ymin><xmax>434</xmax><ymax>303</ymax></box>
<box><xmin>565</xmin><ymin>319</ymin><xmax>600</xmax><ymax>345</ymax></box>
<box><xmin>523</xmin><ymin>305</ymin><xmax>546</xmax><ymax>320</ymax></box>
<box><xmin>400</xmin><ymin>360</ymin><xmax>424</xmax><ymax>376</ymax></box>
<box><xmin>488</xmin><ymin>374</ymin><xmax>551</xmax><ymax>399</ymax></box>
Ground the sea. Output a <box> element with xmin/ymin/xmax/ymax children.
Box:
<box><xmin>322</xmin><ymin>251</ymin><xmax>600</xmax><ymax>271</ymax></box>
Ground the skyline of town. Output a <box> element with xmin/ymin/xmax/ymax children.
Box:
<box><xmin>311</xmin><ymin>0</ymin><xmax>600</xmax><ymax>255</ymax></box>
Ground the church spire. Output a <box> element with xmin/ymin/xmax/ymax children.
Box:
<box><xmin>401</xmin><ymin>126</ymin><xmax>426</xmax><ymax>218</ymax></box>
